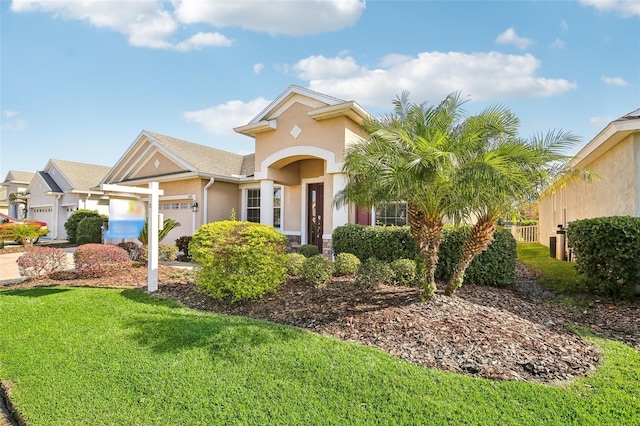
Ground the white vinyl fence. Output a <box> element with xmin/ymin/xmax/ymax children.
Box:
<box><xmin>510</xmin><ymin>225</ymin><xmax>538</xmax><ymax>243</ymax></box>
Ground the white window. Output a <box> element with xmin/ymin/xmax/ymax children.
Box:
<box><xmin>245</xmin><ymin>187</ymin><xmax>283</xmax><ymax>228</ymax></box>
<box><xmin>374</xmin><ymin>202</ymin><xmax>408</xmax><ymax>226</ymax></box>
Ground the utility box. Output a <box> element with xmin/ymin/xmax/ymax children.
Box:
<box><xmin>555</xmin><ymin>225</ymin><xmax>566</xmax><ymax>261</ymax></box>
<box><xmin>549</xmin><ymin>236</ymin><xmax>557</xmax><ymax>258</ymax></box>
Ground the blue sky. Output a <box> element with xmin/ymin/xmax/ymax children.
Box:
<box><xmin>1</xmin><ymin>0</ymin><xmax>638</xmax><ymax>178</ymax></box>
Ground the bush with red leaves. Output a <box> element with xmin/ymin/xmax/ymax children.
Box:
<box><xmin>17</xmin><ymin>247</ymin><xmax>68</xmax><ymax>278</ymax></box>
<box><xmin>74</xmin><ymin>244</ymin><xmax>131</xmax><ymax>278</ymax></box>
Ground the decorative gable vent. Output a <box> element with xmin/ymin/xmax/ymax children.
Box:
<box><xmin>290</xmin><ymin>125</ymin><xmax>302</xmax><ymax>139</ymax></box>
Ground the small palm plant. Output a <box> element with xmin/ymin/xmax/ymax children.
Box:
<box><xmin>138</xmin><ymin>218</ymin><xmax>181</xmax><ymax>244</ymax></box>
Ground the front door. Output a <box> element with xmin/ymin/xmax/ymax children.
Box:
<box><xmin>307</xmin><ymin>183</ymin><xmax>324</xmax><ymax>254</ymax></box>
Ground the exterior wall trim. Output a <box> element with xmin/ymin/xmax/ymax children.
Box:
<box><xmin>255</xmin><ymin>145</ymin><xmax>342</xmax><ymax>180</ymax></box>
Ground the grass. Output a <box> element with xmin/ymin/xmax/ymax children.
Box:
<box><xmin>517</xmin><ymin>243</ymin><xmax>588</xmax><ymax>295</ymax></box>
<box><xmin>1</xmin><ymin>287</ymin><xmax>639</xmax><ymax>425</ymax></box>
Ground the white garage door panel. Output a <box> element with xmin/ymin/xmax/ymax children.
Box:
<box><xmin>159</xmin><ymin>200</ymin><xmax>193</xmax><ymax>245</ymax></box>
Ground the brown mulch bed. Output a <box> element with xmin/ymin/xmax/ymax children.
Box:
<box><xmin>5</xmin><ymin>262</ymin><xmax>640</xmax><ymax>385</ymax></box>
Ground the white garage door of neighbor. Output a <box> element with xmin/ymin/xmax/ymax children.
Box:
<box><xmin>159</xmin><ymin>200</ymin><xmax>193</xmax><ymax>245</ymax></box>
<box><xmin>29</xmin><ymin>206</ymin><xmax>53</xmax><ymax>226</ymax></box>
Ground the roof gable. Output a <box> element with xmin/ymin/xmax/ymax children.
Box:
<box><xmin>45</xmin><ymin>159</ymin><xmax>111</xmax><ymax>192</ymax></box>
<box><xmin>103</xmin><ymin>130</ymin><xmax>254</xmax><ymax>184</ymax></box>
<box><xmin>2</xmin><ymin>170</ymin><xmax>35</xmax><ymax>186</ymax></box>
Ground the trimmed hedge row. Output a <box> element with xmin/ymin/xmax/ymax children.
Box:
<box><xmin>332</xmin><ymin>224</ymin><xmax>516</xmax><ymax>287</ymax></box>
<box><xmin>567</xmin><ymin>216</ymin><xmax>640</xmax><ymax>298</ymax></box>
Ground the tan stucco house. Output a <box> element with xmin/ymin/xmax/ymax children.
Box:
<box><xmin>538</xmin><ymin>108</ymin><xmax>640</xmax><ymax>248</ymax></box>
<box><xmin>25</xmin><ymin>159</ymin><xmax>112</xmax><ymax>240</ymax></box>
<box><xmin>1</xmin><ymin>170</ymin><xmax>35</xmax><ymax>218</ymax></box>
<box><xmin>101</xmin><ymin>85</ymin><xmax>373</xmax><ymax>253</ymax></box>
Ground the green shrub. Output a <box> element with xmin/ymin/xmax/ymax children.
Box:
<box><xmin>159</xmin><ymin>244</ymin><xmax>178</xmax><ymax>261</ymax></box>
<box><xmin>64</xmin><ymin>210</ymin><xmax>103</xmax><ymax>243</ymax></box>
<box><xmin>299</xmin><ymin>244</ymin><xmax>320</xmax><ymax>258</ymax></box>
<box><xmin>356</xmin><ymin>258</ymin><xmax>393</xmax><ymax>287</ymax></box>
<box><xmin>74</xmin><ymin>244</ymin><xmax>130</xmax><ymax>278</ymax></box>
<box><xmin>390</xmin><ymin>258</ymin><xmax>417</xmax><ymax>286</ymax></box>
<box><xmin>137</xmin><ymin>244</ymin><xmax>179</xmax><ymax>262</ymax></box>
<box><xmin>567</xmin><ymin>216</ymin><xmax>640</xmax><ymax>298</ymax></box>
<box><xmin>333</xmin><ymin>224</ymin><xmax>415</xmax><ymax>262</ymax></box>
<box><xmin>17</xmin><ymin>247</ymin><xmax>67</xmax><ymax>278</ymax></box>
<box><xmin>76</xmin><ymin>235</ymin><xmax>94</xmax><ymax>245</ymax></box>
<box><xmin>519</xmin><ymin>220</ymin><xmax>538</xmax><ymax>226</ymax></box>
<box><xmin>2</xmin><ymin>223</ymin><xmax>49</xmax><ymax>246</ymax></box>
<box><xmin>300</xmin><ymin>255</ymin><xmax>333</xmax><ymax>286</ymax></box>
<box><xmin>334</xmin><ymin>224</ymin><xmax>516</xmax><ymax>287</ymax></box>
<box><xmin>286</xmin><ymin>253</ymin><xmax>307</xmax><ymax>277</ymax></box>
<box><xmin>76</xmin><ymin>216</ymin><xmax>105</xmax><ymax>244</ymax></box>
<box><xmin>435</xmin><ymin>226</ymin><xmax>516</xmax><ymax>287</ymax></box>
<box><xmin>190</xmin><ymin>221</ymin><xmax>288</xmax><ymax>302</ymax></box>
<box><xmin>333</xmin><ymin>252</ymin><xmax>360</xmax><ymax>276</ymax></box>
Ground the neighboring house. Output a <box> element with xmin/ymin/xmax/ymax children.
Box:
<box><xmin>538</xmin><ymin>108</ymin><xmax>640</xmax><ymax>248</ymax></box>
<box><xmin>25</xmin><ymin>159</ymin><xmax>111</xmax><ymax>240</ymax></box>
<box><xmin>102</xmin><ymin>85</ymin><xmax>375</xmax><ymax>253</ymax></box>
<box><xmin>1</xmin><ymin>170</ymin><xmax>35</xmax><ymax>219</ymax></box>
<box><xmin>0</xmin><ymin>186</ymin><xmax>7</xmax><ymax>215</ymax></box>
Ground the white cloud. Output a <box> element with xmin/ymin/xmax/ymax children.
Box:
<box><xmin>174</xmin><ymin>0</ymin><xmax>365</xmax><ymax>36</ymax></box>
<box><xmin>184</xmin><ymin>98</ymin><xmax>272</xmax><ymax>135</ymax></box>
<box><xmin>589</xmin><ymin>116</ymin><xmax>613</xmax><ymax>126</ymax></box>
<box><xmin>10</xmin><ymin>0</ymin><xmax>232</xmax><ymax>51</ymax></box>
<box><xmin>293</xmin><ymin>55</ymin><xmax>364</xmax><ymax>80</ymax></box>
<box><xmin>561</xmin><ymin>19</ymin><xmax>569</xmax><ymax>32</ymax></box>
<box><xmin>1</xmin><ymin>110</ymin><xmax>28</xmax><ymax>130</ymax></box>
<box><xmin>579</xmin><ymin>0</ymin><xmax>640</xmax><ymax>17</ymax></box>
<box><xmin>290</xmin><ymin>51</ymin><xmax>576</xmax><ymax>106</ymax></box>
<box><xmin>253</xmin><ymin>63</ymin><xmax>265</xmax><ymax>75</ymax></box>
<box><xmin>551</xmin><ymin>38</ymin><xmax>565</xmax><ymax>49</ymax></box>
<box><xmin>602</xmin><ymin>76</ymin><xmax>631</xmax><ymax>87</ymax></box>
<box><xmin>496</xmin><ymin>27</ymin><xmax>534</xmax><ymax>50</ymax></box>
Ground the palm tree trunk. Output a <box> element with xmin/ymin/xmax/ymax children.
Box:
<box><xmin>408</xmin><ymin>204</ymin><xmax>443</xmax><ymax>300</ymax></box>
<box><xmin>445</xmin><ymin>218</ymin><xmax>497</xmax><ymax>296</ymax></box>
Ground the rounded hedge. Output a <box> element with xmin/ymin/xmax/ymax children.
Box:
<box><xmin>300</xmin><ymin>255</ymin><xmax>333</xmax><ymax>286</ymax></box>
<box><xmin>64</xmin><ymin>209</ymin><xmax>103</xmax><ymax>243</ymax></box>
<box><xmin>76</xmin><ymin>216</ymin><xmax>105</xmax><ymax>244</ymax></box>
<box><xmin>390</xmin><ymin>258</ymin><xmax>417</xmax><ymax>286</ymax></box>
<box><xmin>190</xmin><ymin>220</ymin><xmax>288</xmax><ymax>302</ymax></box>
<box><xmin>333</xmin><ymin>252</ymin><xmax>360</xmax><ymax>276</ymax></box>
<box><xmin>286</xmin><ymin>253</ymin><xmax>307</xmax><ymax>277</ymax></box>
<box><xmin>298</xmin><ymin>244</ymin><xmax>320</xmax><ymax>258</ymax></box>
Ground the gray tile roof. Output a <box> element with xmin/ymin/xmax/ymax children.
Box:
<box><xmin>146</xmin><ymin>131</ymin><xmax>255</xmax><ymax>177</ymax></box>
<box><xmin>49</xmin><ymin>159</ymin><xmax>111</xmax><ymax>191</ymax></box>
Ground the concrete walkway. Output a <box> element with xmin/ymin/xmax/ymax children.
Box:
<box><xmin>0</xmin><ymin>245</ymin><xmax>76</xmax><ymax>285</ymax></box>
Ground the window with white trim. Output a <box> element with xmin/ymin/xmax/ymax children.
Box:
<box><xmin>374</xmin><ymin>201</ymin><xmax>408</xmax><ymax>226</ymax></box>
<box><xmin>245</xmin><ymin>187</ymin><xmax>282</xmax><ymax>228</ymax></box>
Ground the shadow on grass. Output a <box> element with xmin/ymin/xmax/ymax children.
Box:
<box><xmin>120</xmin><ymin>288</ymin><xmax>185</xmax><ymax>309</ymax></box>
<box><xmin>119</xmin><ymin>289</ymin><xmax>306</xmax><ymax>360</ymax></box>
<box><xmin>0</xmin><ymin>287</ymin><xmax>72</xmax><ymax>297</ymax></box>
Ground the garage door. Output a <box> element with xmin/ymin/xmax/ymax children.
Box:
<box><xmin>159</xmin><ymin>200</ymin><xmax>193</xmax><ymax>245</ymax></box>
<box><xmin>29</xmin><ymin>206</ymin><xmax>53</xmax><ymax>227</ymax></box>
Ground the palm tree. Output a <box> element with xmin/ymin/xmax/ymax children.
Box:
<box><xmin>337</xmin><ymin>92</ymin><xmax>517</xmax><ymax>300</ymax></box>
<box><xmin>138</xmin><ymin>218</ymin><xmax>181</xmax><ymax>245</ymax></box>
<box><xmin>444</xmin><ymin>129</ymin><xmax>583</xmax><ymax>295</ymax></box>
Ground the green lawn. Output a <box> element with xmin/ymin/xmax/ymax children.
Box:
<box><xmin>0</xmin><ymin>287</ymin><xmax>639</xmax><ymax>425</ymax></box>
<box><xmin>517</xmin><ymin>243</ymin><xmax>588</xmax><ymax>294</ymax></box>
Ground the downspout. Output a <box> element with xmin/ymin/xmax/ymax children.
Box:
<box><xmin>202</xmin><ymin>177</ymin><xmax>215</xmax><ymax>227</ymax></box>
<box><xmin>53</xmin><ymin>194</ymin><xmax>62</xmax><ymax>240</ymax></box>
